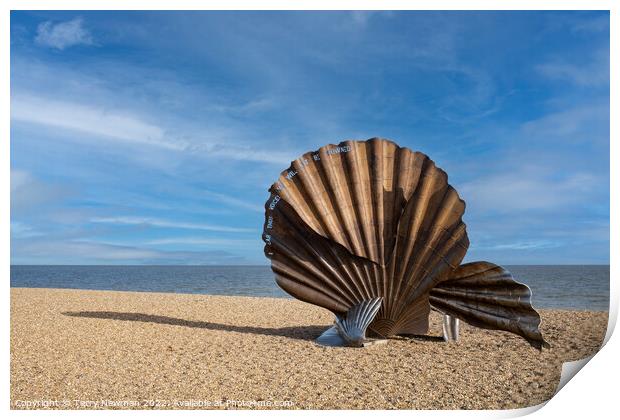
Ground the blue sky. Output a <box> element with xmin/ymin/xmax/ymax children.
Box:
<box><xmin>10</xmin><ymin>11</ymin><xmax>609</xmax><ymax>265</ymax></box>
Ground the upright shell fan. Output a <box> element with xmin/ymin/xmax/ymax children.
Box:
<box><xmin>262</xmin><ymin>138</ymin><xmax>547</xmax><ymax>349</ymax></box>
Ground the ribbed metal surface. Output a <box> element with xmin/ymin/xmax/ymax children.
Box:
<box><xmin>334</xmin><ymin>297</ymin><xmax>383</xmax><ymax>346</ymax></box>
<box><xmin>262</xmin><ymin>138</ymin><xmax>546</xmax><ymax>348</ymax></box>
<box><xmin>442</xmin><ymin>314</ymin><xmax>460</xmax><ymax>342</ymax></box>
<box><xmin>430</xmin><ymin>261</ymin><xmax>549</xmax><ymax>349</ymax></box>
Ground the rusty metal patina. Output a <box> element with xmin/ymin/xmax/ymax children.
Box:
<box><xmin>262</xmin><ymin>138</ymin><xmax>548</xmax><ymax>349</ymax></box>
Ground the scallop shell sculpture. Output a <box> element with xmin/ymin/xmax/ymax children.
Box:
<box><xmin>262</xmin><ymin>138</ymin><xmax>548</xmax><ymax>349</ymax></box>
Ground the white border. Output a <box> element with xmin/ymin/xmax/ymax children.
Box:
<box><xmin>2</xmin><ymin>1</ymin><xmax>616</xmax><ymax>419</ymax></box>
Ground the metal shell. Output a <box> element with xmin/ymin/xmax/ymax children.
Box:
<box><xmin>334</xmin><ymin>297</ymin><xmax>383</xmax><ymax>346</ymax></box>
<box><xmin>430</xmin><ymin>262</ymin><xmax>549</xmax><ymax>349</ymax></box>
<box><xmin>263</xmin><ymin>138</ymin><xmax>546</xmax><ymax>348</ymax></box>
<box><xmin>316</xmin><ymin>298</ymin><xmax>384</xmax><ymax>347</ymax></box>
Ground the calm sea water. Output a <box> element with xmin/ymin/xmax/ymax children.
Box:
<box><xmin>10</xmin><ymin>265</ymin><xmax>609</xmax><ymax>311</ymax></box>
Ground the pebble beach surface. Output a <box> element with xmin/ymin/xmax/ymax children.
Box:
<box><xmin>11</xmin><ymin>287</ymin><xmax>608</xmax><ymax>410</ymax></box>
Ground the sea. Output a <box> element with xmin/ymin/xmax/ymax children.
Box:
<box><xmin>10</xmin><ymin>265</ymin><xmax>610</xmax><ymax>311</ymax></box>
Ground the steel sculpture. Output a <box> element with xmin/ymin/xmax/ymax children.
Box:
<box><xmin>262</xmin><ymin>138</ymin><xmax>548</xmax><ymax>349</ymax></box>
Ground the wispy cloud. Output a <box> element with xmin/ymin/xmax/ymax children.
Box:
<box><xmin>145</xmin><ymin>237</ymin><xmax>260</xmax><ymax>247</ymax></box>
<box><xmin>460</xmin><ymin>170</ymin><xmax>599</xmax><ymax>213</ymax></box>
<box><xmin>35</xmin><ymin>18</ymin><xmax>93</xmax><ymax>50</ymax></box>
<box><xmin>471</xmin><ymin>240</ymin><xmax>561</xmax><ymax>251</ymax></box>
<box><xmin>10</xmin><ymin>11</ymin><xmax>610</xmax><ymax>265</ymax></box>
<box><xmin>11</xmin><ymin>92</ymin><xmax>295</xmax><ymax>165</ymax></box>
<box><xmin>11</xmin><ymin>239</ymin><xmax>246</xmax><ymax>265</ymax></box>
<box><xmin>11</xmin><ymin>94</ymin><xmax>178</xmax><ymax>149</ymax></box>
<box><xmin>11</xmin><ymin>169</ymin><xmax>70</xmax><ymax>214</ymax></box>
<box><xmin>184</xmin><ymin>142</ymin><xmax>294</xmax><ymax>165</ymax></box>
<box><xmin>348</xmin><ymin>11</ymin><xmax>393</xmax><ymax>26</ymax></box>
<box><xmin>10</xmin><ymin>222</ymin><xmax>41</xmax><ymax>239</ymax></box>
<box><xmin>520</xmin><ymin>104</ymin><xmax>609</xmax><ymax>140</ymax></box>
<box><xmin>202</xmin><ymin>189</ymin><xmax>264</xmax><ymax>213</ymax></box>
<box><xmin>570</xmin><ymin>14</ymin><xmax>609</xmax><ymax>33</ymax></box>
<box><xmin>536</xmin><ymin>48</ymin><xmax>609</xmax><ymax>87</ymax></box>
<box><xmin>91</xmin><ymin>216</ymin><xmax>255</xmax><ymax>233</ymax></box>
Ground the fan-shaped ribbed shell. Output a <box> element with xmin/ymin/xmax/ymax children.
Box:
<box><xmin>429</xmin><ymin>261</ymin><xmax>549</xmax><ymax>349</ymax></box>
<box><xmin>263</xmin><ymin>138</ymin><xmax>469</xmax><ymax>337</ymax></box>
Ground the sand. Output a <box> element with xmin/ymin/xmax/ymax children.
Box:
<box><xmin>10</xmin><ymin>287</ymin><xmax>608</xmax><ymax>410</ymax></box>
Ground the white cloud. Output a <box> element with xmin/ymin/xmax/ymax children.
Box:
<box><xmin>209</xmin><ymin>97</ymin><xmax>275</xmax><ymax>115</ymax></box>
<box><xmin>10</xmin><ymin>222</ymin><xmax>41</xmax><ymax>239</ymax></box>
<box><xmin>472</xmin><ymin>240</ymin><xmax>561</xmax><ymax>251</ymax></box>
<box><xmin>350</xmin><ymin>11</ymin><xmax>374</xmax><ymax>25</ymax></box>
<box><xmin>186</xmin><ymin>142</ymin><xmax>294</xmax><ymax>165</ymax></box>
<box><xmin>570</xmin><ymin>15</ymin><xmax>609</xmax><ymax>33</ymax></box>
<box><xmin>10</xmin><ymin>169</ymin><xmax>31</xmax><ymax>193</ymax></box>
<box><xmin>145</xmin><ymin>237</ymin><xmax>259</xmax><ymax>247</ymax></box>
<box><xmin>460</xmin><ymin>170</ymin><xmax>599</xmax><ymax>213</ymax></box>
<box><xmin>20</xmin><ymin>240</ymin><xmax>161</xmax><ymax>260</ymax></box>
<box><xmin>91</xmin><ymin>216</ymin><xmax>255</xmax><ymax>233</ymax></box>
<box><xmin>11</xmin><ymin>94</ymin><xmax>179</xmax><ymax>149</ymax></box>
<box><xmin>35</xmin><ymin>18</ymin><xmax>93</xmax><ymax>50</ymax></box>
<box><xmin>11</xmin><ymin>169</ymin><xmax>70</xmax><ymax>213</ymax></box>
<box><xmin>346</xmin><ymin>11</ymin><xmax>394</xmax><ymax>28</ymax></box>
<box><xmin>202</xmin><ymin>189</ymin><xmax>264</xmax><ymax>213</ymax></box>
<box><xmin>520</xmin><ymin>104</ymin><xmax>608</xmax><ymax>140</ymax></box>
<box><xmin>11</xmin><ymin>93</ymin><xmax>295</xmax><ymax>165</ymax></box>
<box><xmin>11</xmin><ymin>239</ymin><xmax>247</xmax><ymax>265</ymax></box>
<box><xmin>536</xmin><ymin>49</ymin><xmax>609</xmax><ymax>87</ymax></box>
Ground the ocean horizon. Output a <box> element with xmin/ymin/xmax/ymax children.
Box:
<box><xmin>10</xmin><ymin>264</ymin><xmax>610</xmax><ymax>311</ymax></box>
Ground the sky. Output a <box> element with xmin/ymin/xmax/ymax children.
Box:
<box><xmin>10</xmin><ymin>10</ymin><xmax>609</xmax><ymax>265</ymax></box>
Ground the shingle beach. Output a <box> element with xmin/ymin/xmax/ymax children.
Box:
<box><xmin>11</xmin><ymin>287</ymin><xmax>607</xmax><ymax>410</ymax></box>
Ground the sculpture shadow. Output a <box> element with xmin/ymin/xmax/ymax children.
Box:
<box><xmin>395</xmin><ymin>334</ymin><xmax>445</xmax><ymax>342</ymax></box>
<box><xmin>62</xmin><ymin>311</ymin><xmax>327</xmax><ymax>341</ymax></box>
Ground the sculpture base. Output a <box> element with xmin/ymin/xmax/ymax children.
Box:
<box><xmin>316</xmin><ymin>326</ymin><xmax>388</xmax><ymax>348</ymax></box>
